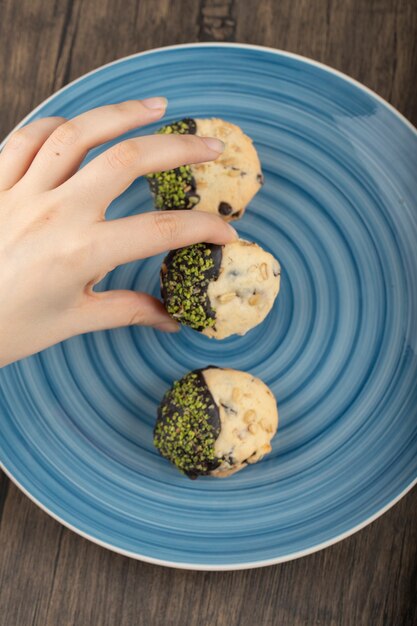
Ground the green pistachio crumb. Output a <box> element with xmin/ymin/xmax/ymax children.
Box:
<box><xmin>161</xmin><ymin>244</ymin><xmax>219</xmax><ymax>331</ymax></box>
<box><xmin>154</xmin><ymin>372</ymin><xmax>221</xmax><ymax>477</ymax></box>
<box><xmin>145</xmin><ymin>119</ymin><xmax>199</xmax><ymax>211</ymax></box>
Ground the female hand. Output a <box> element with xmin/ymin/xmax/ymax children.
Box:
<box><xmin>0</xmin><ymin>98</ymin><xmax>237</xmax><ymax>367</ymax></box>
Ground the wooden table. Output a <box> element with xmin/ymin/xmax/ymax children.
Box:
<box><xmin>1</xmin><ymin>1</ymin><xmax>416</xmax><ymax>624</ymax></box>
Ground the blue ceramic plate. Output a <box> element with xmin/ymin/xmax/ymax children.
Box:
<box><xmin>1</xmin><ymin>44</ymin><xmax>417</xmax><ymax>570</ymax></box>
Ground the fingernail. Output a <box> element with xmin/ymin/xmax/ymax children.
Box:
<box><xmin>141</xmin><ymin>96</ymin><xmax>168</xmax><ymax>111</ymax></box>
<box><xmin>227</xmin><ymin>224</ymin><xmax>239</xmax><ymax>239</ymax></box>
<box><xmin>201</xmin><ymin>137</ymin><xmax>225</xmax><ymax>153</ymax></box>
<box><xmin>152</xmin><ymin>320</ymin><xmax>180</xmax><ymax>333</ymax></box>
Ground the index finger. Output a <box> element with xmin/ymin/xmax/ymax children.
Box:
<box><xmin>93</xmin><ymin>210</ymin><xmax>238</xmax><ymax>270</ymax></box>
<box><xmin>59</xmin><ymin>133</ymin><xmax>224</xmax><ymax>214</ymax></box>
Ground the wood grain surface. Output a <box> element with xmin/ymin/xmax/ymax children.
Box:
<box><xmin>0</xmin><ymin>1</ymin><xmax>416</xmax><ymax>624</ymax></box>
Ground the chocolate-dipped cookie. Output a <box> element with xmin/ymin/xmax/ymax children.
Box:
<box><xmin>146</xmin><ymin>118</ymin><xmax>263</xmax><ymax>221</ymax></box>
<box><xmin>154</xmin><ymin>367</ymin><xmax>278</xmax><ymax>478</ymax></box>
<box><xmin>160</xmin><ymin>240</ymin><xmax>280</xmax><ymax>339</ymax></box>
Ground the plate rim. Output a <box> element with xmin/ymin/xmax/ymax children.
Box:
<box><xmin>1</xmin><ymin>42</ymin><xmax>416</xmax><ymax>571</ymax></box>
<box><xmin>1</xmin><ymin>41</ymin><xmax>416</xmax><ymax>149</ymax></box>
<box><xmin>1</xmin><ymin>460</ymin><xmax>416</xmax><ymax>571</ymax></box>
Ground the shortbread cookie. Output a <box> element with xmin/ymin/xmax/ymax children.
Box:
<box><xmin>160</xmin><ymin>240</ymin><xmax>280</xmax><ymax>339</ymax></box>
<box><xmin>154</xmin><ymin>367</ymin><xmax>278</xmax><ymax>479</ymax></box>
<box><xmin>146</xmin><ymin>118</ymin><xmax>263</xmax><ymax>221</ymax></box>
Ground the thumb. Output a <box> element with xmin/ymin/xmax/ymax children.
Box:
<box><xmin>73</xmin><ymin>290</ymin><xmax>180</xmax><ymax>334</ymax></box>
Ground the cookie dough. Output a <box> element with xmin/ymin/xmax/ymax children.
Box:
<box><xmin>146</xmin><ymin>118</ymin><xmax>263</xmax><ymax>221</ymax></box>
<box><xmin>154</xmin><ymin>367</ymin><xmax>278</xmax><ymax>478</ymax></box>
<box><xmin>160</xmin><ymin>240</ymin><xmax>281</xmax><ymax>339</ymax></box>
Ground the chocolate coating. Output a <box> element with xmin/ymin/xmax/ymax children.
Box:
<box><xmin>145</xmin><ymin>118</ymin><xmax>199</xmax><ymax>210</ymax></box>
<box><xmin>161</xmin><ymin>243</ymin><xmax>223</xmax><ymax>331</ymax></box>
<box><xmin>154</xmin><ymin>368</ymin><xmax>221</xmax><ymax>478</ymax></box>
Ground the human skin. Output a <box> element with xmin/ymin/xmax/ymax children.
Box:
<box><xmin>0</xmin><ymin>98</ymin><xmax>237</xmax><ymax>367</ymax></box>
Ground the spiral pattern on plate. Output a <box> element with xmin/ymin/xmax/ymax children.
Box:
<box><xmin>1</xmin><ymin>45</ymin><xmax>417</xmax><ymax>569</ymax></box>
